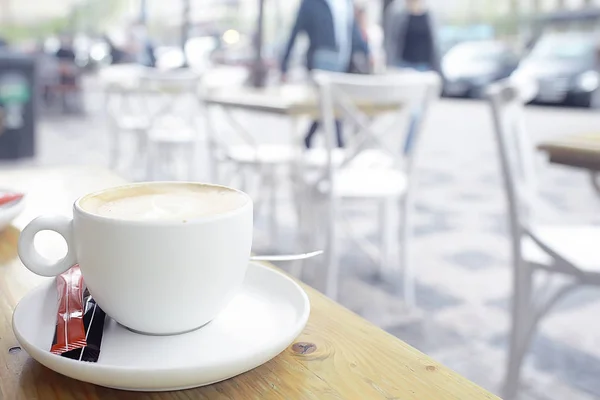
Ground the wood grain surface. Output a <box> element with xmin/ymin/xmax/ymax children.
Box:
<box><xmin>538</xmin><ymin>133</ymin><xmax>600</xmax><ymax>171</ymax></box>
<box><xmin>0</xmin><ymin>167</ymin><xmax>499</xmax><ymax>400</ymax></box>
<box><xmin>204</xmin><ymin>85</ymin><xmax>401</xmax><ymax>117</ymax></box>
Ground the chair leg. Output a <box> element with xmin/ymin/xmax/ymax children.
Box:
<box><xmin>399</xmin><ymin>195</ymin><xmax>415</xmax><ymax>308</ymax></box>
<box><xmin>109</xmin><ymin>127</ymin><xmax>121</xmax><ymax>170</ymax></box>
<box><xmin>503</xmin><ymin>262</ymin><xmax>534</xmax><ymax>400</ymax></box>
<box><xmin>145</xmin><ymin>143</ymin><xmax>156</xmax><ymax>181</ymax></box>
<box><xmin>205</xmin><ymin>108</ymin><xmax>219</xmax><ymax>183</ymax></box>
<box><xmin>165</xmin><ymin>147</ymin><xmax>177</xmax><ymax>180</ymax></box>
<box><xmin>378</xmin><ymin>198</ymin><xmax>395</xmax><ymax>277</ymax></box>
<box><xmin>134</xmin><ymin>129</ymin><xmax>149</xmax><ymax>180</ymax></box>
<box><xmin>589</xmin><ymin>172</ymin><xmax>600</xmax><ymax>196</ymax></box>
<box><xmin>238</xmin><ymin>164</ymin><xmax>248</xmax><ymax>192</ymax></box>
<box><xmin>290</xmin><ymin>185</ymin><xmax>309</xmax><ymax>279</ymax></box>
<box><xmin>251</xmin><ymin>165</ymin><xmax>267</xmax><ymax>230</ymax></box>
<box><xmin>187</xmin><ymin>143</ymin><xmax>196</xmax><ymax>181</ymax></box>
<box><xmin>268</xmin><ymin>168</ymin><xmax>278</xmax><ymax>245</ymax></box>
<box><xmin>324</xmin><ymin>196</ymin><xmax>340</xmax><ymax>300</ymax></box>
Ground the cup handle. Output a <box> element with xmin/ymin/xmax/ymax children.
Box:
<box><xmin>18</xmin><ymin>215</ymin><xmax>77</xmax><ymax>277</ymax></box>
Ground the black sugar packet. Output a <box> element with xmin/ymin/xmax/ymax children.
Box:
<box><xmin>52</xmin><ymin>288</ymin><xmax>107</xmax><ymax>362</ymax></box>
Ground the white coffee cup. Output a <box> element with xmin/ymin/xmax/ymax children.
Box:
<box><xmin>18</xmin><ymin>182</ymin><xmax>253</xmax><ymax>335</ymax></box>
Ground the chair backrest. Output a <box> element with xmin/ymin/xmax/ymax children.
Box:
<box><xmin>312</xmin><ymin>70</ymin><xmax>441</xmax><ymax>187</ymax></box>
<box><xmin>138</xmin><ymin>69</ymin><xmax>202</xmax><ymax>126</ymax></box>
<box><xmin>200</xmin><ymin>66</ymin><xmax>249</xmax><ymax>92</ymax></box>
<box><xmin>486</xmin><ymin>78</ymin><xmax>539</xmax><ymax>237</ymax></box>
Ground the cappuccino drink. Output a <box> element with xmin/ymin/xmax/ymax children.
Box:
<box><xmin>79</xmin><ymin>183</ymin><xmax>248</xmax><ymax>222</ymax></box>
<box><xmin>19</xmin><ymin>181</ymin><xmax>253</xmax><ymax>335</ymax></box>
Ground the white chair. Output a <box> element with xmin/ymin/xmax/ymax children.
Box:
<box><xmin>140</xmin><ymin>70</ymin><xmax>203</xmax><ymax>181</ymax></box>
<box><xmin>487</xmin><ymin>79</ymin><xmax>600</xmax><ymax>400</ymax></box>
<box><xmin>104</xmin><ymin>83</ymin><xmax>153</xmax><ymax>179</ymax></box>
<box><xmin>202</xmin><ymin>74</ymin><xmax>299</xmax><ymax>242</ymax></box>
<box><xmin>300</xmin><ymin>70</ymin><xmax>441</xmax><ymax>303</ymax></box>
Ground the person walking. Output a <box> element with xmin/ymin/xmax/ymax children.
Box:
<box><xmin>54</xmin><ymin>34</ymin><xmax>80</xmax><ymax>113</ymax></box>
<box><xmin>384</xmin><ymin>0</ymin><xmax>440</xmax><ymax>154</ymax></box>
<box><xmin>280</xmin><ymin>0</ymin><xmax>370</xmax><ymax>148</ymax></box>
<box><xmin>384</xmin><ymin>0</ymin><xmax>440</xmax><ymax>73</ymax></box>
<box><xmin>349</xmin><ymin>4</ymin><xmax>373</xmax><ymax>74</ymax></box>
<box><xmin>128</xmin><ymin>22</ymin><xmax>156</xmax><ymax>67</ymax></box>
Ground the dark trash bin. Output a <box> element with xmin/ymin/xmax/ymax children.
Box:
<box><xmin>0</xmin><ymin>51</ymin><xmax>36</xmax><ymax>160</ymax></box>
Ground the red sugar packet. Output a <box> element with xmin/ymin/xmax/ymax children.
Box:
<box><xmin>0</xmin><ymin>192</ymin><xmax>23</xmax><ymax>207</ymax></box>
<box><xmin>50</xmin><ymin>265</ymin><xmax>87</xmax><ymax>355</ymax></box>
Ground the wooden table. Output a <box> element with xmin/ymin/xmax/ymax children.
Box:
<box><xmin>538</xmin><ymin>133</ymin><xmax>600</xmax><ymax>193</ymax></box>
<box><xmin>204</xmin><ymin>84</ymin><xmax>400</xmax><ymax>118</ymax></box>
<box><xmin>202</xmin><ymin>84</ymin><xmax>402</xmax><ymax>183</ymax></box>
<box><xmin>0</xmin><ymin>167</ymin><xmax>499</xmax><ymax>400</ymax></box>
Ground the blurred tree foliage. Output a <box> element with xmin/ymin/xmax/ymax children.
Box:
<box><xmin>0</xmin><ymin>0</ymin><xmax>125</xmax><ymax>43</ymax></box>
<box><xmin>0</xmin><ymin>17</ymin><xmax>69</xmax><ymax>43</ymax></box>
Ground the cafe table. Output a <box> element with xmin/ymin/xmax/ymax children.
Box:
<box><xmin>0</xmin><ymin>166</ymin><xmax>499</xmax><ymax>399</ymax></box>
<box><xmin>538</xmin><ymin>133</ymin><xmax>600</xmax><ymax>195</ymax></box>
<box><xmin>203</xmin><ymin>84</ymin><xmax>401</xmax><ymax>118</ymax></box>
<box><xmin>202</xmin><ymin>84</ymin><xmax>401</xmax><ymax>159</ymax></box>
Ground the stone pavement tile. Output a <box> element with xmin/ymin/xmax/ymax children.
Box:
<box><xmin>416</xmin><ymin>169</ymin><xmax>456</xmax><ymax>188</ymax></box>
<box><xmin>445</xmin><ymin>249</ymin><xmax>501</xmax><ymax>271</ymax></box>
<box><xmin>413</xmin><ymin>230</ymin><xmax>510</xmax><ymax>270</ymax></box>
<box><xmin>337</xmin><ymin>253</ymin><xmax>463</xmax><ymax>313</ymax></box>
<box><xmin>428</xmin><ymin>342</ymin><xmax>505</xmax><ymax>394</ymax></box>
<box><xmin>387</xmin><ymin>316</ymin><xmax>466</xmax><ymax>355</ymax></box>
<box><xmin>338</xmin><ymin>276</ymin><xmax>417</xmax><ymax>328</ymax></box>
<box><xmin>486</xmin><ymin>213</ymin><xmax>510</xmax><ymax>237</ymax></box>
<box><xmin>414</xmin><ymin>200</ymin><xmax>461</xmax><ymax>218</ymax></box>
<box><xmin>517</xmin><ymin>370</ymin><xmax>599</xmax><ymax>400</ymax></box>
<box><xmin>407</xmin><ymin>255</ymin><xmax>510</xmax><ymax>303</ymax></box>
<box><xmin>542</xmin><ymin>301</ymin><xmax>600</xmax><ymax>360</ymax></box>
<box><xmin>455</xmin><ymin>190</ymin><xmax>492</xmax><ymax>202</ymax></box>
<box><xmin>413</xmin><ymin>212</ymin><xmax>458</xmax><ymax>237</ymax></box>
<box><xmin>478</xmin><ymin>173</ymin><xmax>504</xmax><ymax>189</ymax></box>
<box><xmin>487</xmin><ymin>285</ymin><xmax>600</xmax><ymax>315</ymax></box>
<box><xmin>410</xmin><ymin>281</ymin><xmax>464</xmax><ymax>312</ymax></box>
<box><xmin>540</xmin><ymin>190</ymin><xmax>571</xmax><ymax>212</ymax></box>
<box><xmin>490</xmin><ymin>332</ymin><xmax>600</xmax><ymax>397</ymax></box>
<box><xmin>434</xmin><ymin>304</ymin><xmax>508</xmax><ymax>342</ymax></box>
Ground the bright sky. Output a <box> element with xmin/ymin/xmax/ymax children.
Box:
<box><xmin>2</xmin><ymin>0</ymin><xmax>599</xmax><ymax>25</ymax></box>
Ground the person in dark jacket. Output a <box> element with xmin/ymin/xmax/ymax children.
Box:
<box><xmin>384</xmin><ymin>0</ymin><xmax>440</xmax><ymax>73</ymax></box>
<box><xmin>384</xmin><ymin>0</ymin><xmax>440</xmax><ymax>154</ymax></box>
<box><xmin>281</xmin><ymin>0</ymin><xmax>369</xmax><ymax>148</ymax></box>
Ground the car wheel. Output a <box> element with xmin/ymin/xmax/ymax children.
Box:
<box><xmin>589</xmin><ymin>89</ymin><xmax>600</xmax><ymax>109</ymax></box>
<box><xmin>467</xmin><ymin>87</ymin><xmax>484</xmax><ymax>99</ymax></box>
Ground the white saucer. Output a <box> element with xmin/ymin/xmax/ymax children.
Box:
<box><xmin>0</xmin><ymin>191</ymin><xmax>24</xmax><ymax>231</ymax></box>
<box><xmin>13</xmin><ymin>262</ymin><xmax>310</xmax><ymax>391</ymax></box>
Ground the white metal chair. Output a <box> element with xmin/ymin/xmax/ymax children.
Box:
<box><xmin>487</xmin><ymin>79</ymin><xmax>600</xmax><ymax>399</ymax></box>
<box><xmin>140</xmin><ymin>70</ymin><xmax>203</xmax><ymax>181</ymax></box>
<box><xmin>104</xmin><ymin>82</ymin><xmax>153</xmax><ymax>179</ymax></box>
<box><xmin>300</xmin><ymin>70</ymin><xmax>441</xmax><ymax>302</ymax></box>
<box><xmin>202</xmin><ymin>74</ymin><xmax>299</xmax><ymax>242</ymax></box>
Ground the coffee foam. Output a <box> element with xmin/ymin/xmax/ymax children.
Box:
<box><xmin>79</xmin><ymin>183</ymin><xmax>248</xmax><ymax>221</ymax></box>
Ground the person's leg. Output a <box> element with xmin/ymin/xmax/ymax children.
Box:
<box><xmin>335</xmin><ymin>120</ymin><xmax>344</xmax><ymax>147</ymax></box>
<box><xmin>403</xmin><ymin>64</ymin><xmax>433</xmax><ymax>155</ymax></box>
<box><xmin>304</xmin><ymin>121</ymin><xmax>319</xmax><ymax>148</ymax></box>
<box><xmin>413</xmin><ymin>63</ymin><xmax>431</xmax><ymax>72</ymax></box>
<box><xmin>304</xmin><ymin>120</ymin><xmax>344</xmax><ymax>148</ymax></box>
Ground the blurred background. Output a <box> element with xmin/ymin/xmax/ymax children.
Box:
<box><xmin>1</xmin><ymin>0</ymin><xmax>600</xmax><ymax>399</ymax></box>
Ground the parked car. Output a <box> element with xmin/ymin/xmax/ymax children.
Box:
<box><xmin>511</xmin><ymin>33</ymin><xmax>600</xmax><ymax>108</ymax></box>
<box><xmin>443</xmin><ymin>40</ymin><xmax>519</xmax><ymax>98</ymax></box>
<box><xmin>439</xmin><ymin>24</ymin><xmax>495</xmax><ymax>55</ymax></box>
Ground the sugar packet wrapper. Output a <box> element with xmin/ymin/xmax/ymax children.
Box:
<box><xmin>50</xmin><ymin>265</ymin><xmax>106</xmax><ymax>362</ymax></box>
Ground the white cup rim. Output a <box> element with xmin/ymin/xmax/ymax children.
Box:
<box><xmin>74</xmin><ymin>181</ymin><xmax>252</xmax><ymax>226</ymax></box>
